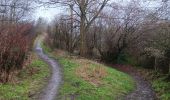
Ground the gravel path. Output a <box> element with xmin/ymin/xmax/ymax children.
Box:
<box><xmin>35</xmin><ymin>36</ymin><xmax>62</xmax><ymax>100</ymax></box>
<box><xmin>113</xmin><ymin>64</ymin><xmax>157</xmax><ymax>100</ymax></box>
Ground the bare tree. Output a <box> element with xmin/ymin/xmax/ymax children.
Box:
<box><xmin>0</xmin><ymin>0</ymin><xmax>33</xmax><ymax>27</ymax></box>
<box><xmin>38</xmin><ymin>0</ymin><xmax>110</xmax><ymax>56</ymax></box>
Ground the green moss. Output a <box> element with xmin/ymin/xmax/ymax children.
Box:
<box><xmin>0</xmin><ymin>54</ymin><xmax>50</xmax><ymax>100</ymax></box>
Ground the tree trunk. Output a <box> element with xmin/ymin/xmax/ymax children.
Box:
<box><xmin>169</xmin><ymin>62</ymin><xmax>170</xmax><ymax>74</ymax></box>
<box><xmin>80</xmin><ymin>16</ymin><xmax>87</xmax><ymax>56</ymax></box>
<box><xmin>154</xmin><ymin>57</ymin><xmax>158</xmax><ymax>71</ymax></box>
<box><xmin>79</xmin><ymin>1</ymin><xmax>87</xmax><ymax>56</ymax></box>
<box><xmin>69</xmin><ymin>4</ymin><xmax>74</xmax><ymax>53</ymax></box>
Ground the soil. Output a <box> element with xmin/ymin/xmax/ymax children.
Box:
<box><xmin>35</xmin><ymin>37</ymin><xmax>62</xmax><ymax>100</ymax></box>
<box><xmin>112</xmin><ymin>64</ymin><xmax>157</xmax><ymax>100</ymax></box>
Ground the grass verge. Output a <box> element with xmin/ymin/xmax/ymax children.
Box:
<box><xmin>138</xmin><ymin>69</ymin><xmax>170</xmax><ymax>100</ymax></box>
<box><xmin>153</xmin><ymin>77</ymin><xmax>170</xmax><ymax>100</ymax></box>
<box><xmin>42</xmin><ymin>43</ymin><xmax>135</xmax><ymax>100</ymax></box>
<box><xmin>0</xmin><ymin>53</ymin><xmax>50</xmax><ymax>100</ymax></box>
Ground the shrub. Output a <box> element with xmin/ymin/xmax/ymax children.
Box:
<box><xmin>0</xmin><ymin>24</ymin><xmax>33</xmax><ymax>83</ymax></box>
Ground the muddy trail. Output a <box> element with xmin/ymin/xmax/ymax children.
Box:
<box><xmin>113</xmin><ymin>64</ymin><xmax>157</xmax><ymax>100</ymax></box>
<box><xmin>34</xmin><ymin>35</ymin><xmax>156</xmax><ymax>100</ymax></box>
<box><xmin>34</xmin><ymin>35</ymin><xmax>62</xmax><ymax>100</ymax></box>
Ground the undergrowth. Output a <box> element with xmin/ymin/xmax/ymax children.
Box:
<box><xmin>0</xmin><ymin>53</ymin><xmax>50</xmax><ymax>100</ymax></box>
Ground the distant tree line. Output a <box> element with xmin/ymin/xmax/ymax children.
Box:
<box><xmin>43</xmin><ymin>0</ymin><xmax>170</xmax><ymax>76</ymax></box>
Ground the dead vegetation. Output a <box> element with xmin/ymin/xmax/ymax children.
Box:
<box><xmin>75</xmin><ymin>59</ymin><xmax>107</xmax><ymax>86</ymax></box>
<box><xmin>0</xmin><ymin>53</ymin><xmax>40</xmax><ymax>84</ymax></box>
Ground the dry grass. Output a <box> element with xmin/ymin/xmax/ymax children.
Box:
<box><xmin>23</xmin><ymin>53</ymin><xmax>38</xmax><ymax>68</ymax></box>
<box><xmin>5</xmin><ymin>53</ymin><xmax>39</xmax><ymax>84</ymax></box>
<box><xmin>53</xmin><ymin>49</ymin><xmax>67</xmax><ymax>57</ymax></box>
<box><xmin>51</xmin><ymin>49</ymin><xmax>108</xmax><ymax>86</ymax></box>
<box><xmin>1</xmin><ymin>53</ymin><xmax>37</xmax><ymax>84</ymax></box>
<box><xmin>22</xmin><ymin>53</ymin><xmax>41</xmax><ymax>77</ymax></box>
<box><xmin>42</xmin><ymin>45</ymin><xmax>135</xmax><ymax>99</ymax></box>
<box><xmin>75</xmin><ymin>59</ymin><xmax>107</xmax><ymax>86</ymax></box>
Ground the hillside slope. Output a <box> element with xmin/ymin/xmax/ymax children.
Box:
<box><xmin>42</xmin><ymin>44</ymin><xmax>135</xmax><ymax>100</ymax></box>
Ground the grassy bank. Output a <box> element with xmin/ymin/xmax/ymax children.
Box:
<box><xmin>153</xmin><ymin>77</ymin><xmax>170</xmax><ymax>100</ymax></box>
<box><xmin>139</xmin><ymin>69</ymin><xmax>170</xmax><ymax>100</ymax></box>
<box><xmin>0</xmin><ymin>53</ymin><xmax>50</xmax><ymax>100</ymax></box>
<box><xmin>42</xmin><ymin>43</ymin><xmax>135</xmax><ymax>100</ymax></box>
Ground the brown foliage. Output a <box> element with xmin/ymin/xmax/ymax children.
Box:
<box><xmin>76</xmin><ymin>59</ymin><xmax>107</xmax><ymax>86</ymax></box>
<box><xmin>0</xmin><ymin>24</ymin><xmax>33</xmax><ymax>83</ymax></box>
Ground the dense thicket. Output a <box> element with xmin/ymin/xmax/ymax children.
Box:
<box><xmin>0</xmin><ymin>0</ymin><xmax>34</xmax><ymax>83</ymax></box>
<box><xmin>46</xmin><ymin>0</ymin><xmax>170</xmax><ymax>75</ymax></box>
<box><xmin>0</xmin><ymin>24</ymin><xmax>34</xmax><ymax>83</ymax></box>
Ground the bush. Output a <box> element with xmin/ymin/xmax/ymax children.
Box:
<box><xmin>100</xmin><ymin>51</ymin><xmax>118</xmax><ymax>63</ymax></box>
<box><xmin>116</xmin><ymin>52</ymin><xmax>137</xmax><ymax>66</ymax></box>
<box><xmin>117</xmin><ymin>52</ymin><xmax>128</xmax><ymax>64</ymax></box>
<box><xmin>0</xmin><ymin>24</ymin><xmax>33</xmax><ymax>83</ymax></box>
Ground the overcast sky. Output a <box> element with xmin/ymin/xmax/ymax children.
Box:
<box><xmin>34</xmin><ymin>6</ymin><xmax>61</xmax><ymax>22</ymax></box>
<box><xmin>33</xmin><ymin>0</ymin><xmax>162</xmax><ymax>22</ymax></box>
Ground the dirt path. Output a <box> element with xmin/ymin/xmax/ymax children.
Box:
<box><xmin>34</xmin><ymin>35</ymin><xmax>62</xmax><ymax>100</ymax></box>
<box><xmin>113</xmin><ymin>64</ymin><xmax>157</xmax><ymax>100</ymax></box>
<box><xmin>34</xmin><ymin>34</ymin><xmax>156</xmax><ymax>100</ymax></box>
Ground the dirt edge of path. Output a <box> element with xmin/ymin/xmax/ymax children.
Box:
<box><xmin>112</xmin><ymin>64</ymin><xmax>157</xmax><ymax>100</ymax></box>
<box><xmin>34</xmin><ymin>34</ymin><xmax>62</xmax><ymax>100</ymax></box>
